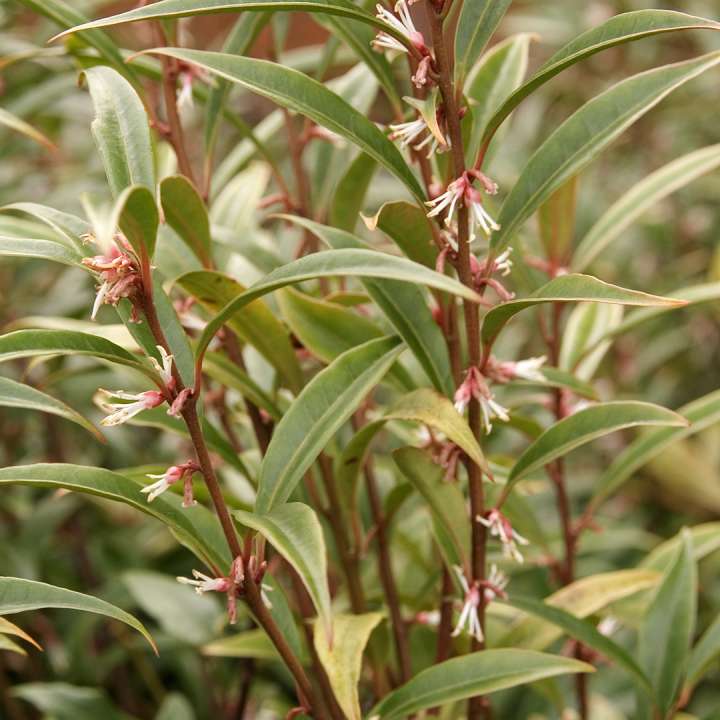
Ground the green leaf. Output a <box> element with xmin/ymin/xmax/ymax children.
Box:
<box><xmin>256</xmin><ymin>336</ymin><xmax>403</xmax><ymax>513</ymax></box>
<box><xmin>482</xmin><ymin>11</ymin><xmax>720</xmax><ymax>151</ymax></box>
<box><xmin>194</xmin><ymin>248</ymin><xmax>480</xmax><ymax>362</ymax></box>
<box><xmin>116</xmin><ymin>185</ymin><xmax>159</xmax><ymax>262</ymax></box>
<box><xmin>686</xmin><ymin>613</ymin><xmax>720</xmax><ymax>690</ymax></box>
<box><xmin>500</xmin><ymin>569</ymin><xmax>661</xmax><ymax>651</ymax></box>
<box><xmin>0</xmin><ymin>577</ymin><xmax>156</xmax><ymax>653</ymax></box>
<box><xmin>464</xmin><ymin>32</ymin><xmax>534</xmax><ymax>166</ymax></box>
<box><xmin>203</xmin><ymin>628</ymin><xmax>278</xmax><ymax>660</ymax></box>
<box><xmin>330</xmin><ymin>153</ymin><xmax>377</xmax><ymax>233</ymax></box>
<box><xmin>393</xmin><ymin>446</ymin><xmax>470</xmax><ymax>568</ymax></box>
<box><xmin>12</xmin><ymin>683</ymin><xmax>128</xmax><ymax>720</ymax></box>
<box><xmin>507</xmin><ymin>401</ymin><xmax>687</xmax><ymax>489</ymax></box>
<box><xmin>369</xmin><ymin>649</ymin><xmax>593</xmax><ymax>720</ymax></box>
<box><xmin>362</xmin><ymin>200</ymin><xmax>437</xmax><ymax>268</ymax></box>
<box><xmin>538</xmin><ymin>177</ymin><xmax>577</xmax><ymax>263</ymax></box>
<box><xmin>492</xmin><ymin>51</ymin><xmax>720</xmax><ymax>253</ymax></box>
<box><xmin>454</xmin><ymin>0</ymin><xmax>513</xmax><ymax>86</ymax></box>
<box><xmin>1</xmin><ymin>202</ymin><xmax>90</xmax><ymax>249</ymax></box>
<box><xmin>574</xmin><ymin>144</ymin><xmax>720</xmax><ymax>271</ymax></box>
<box><xmin>235</xmin><ymin>503</ymin><xmax>331</xmax><ymax>635</ymax></box>
<box><xmin>281</xmin><ymin>216</ymin><xmax>454</xmax><ymax>396</ymax></box>
<box><xmin>386</xmin><ymin>389</ymin><xmax>488</xmax><ymax>473</ymax></box>
<box><xmin>0</xmin><ymin>236</ymin><xmax>83</xmax><ymax>267</ymax></box>
<box><xmin>638</xmin><ymin>530</ymin><xmax>696</xmax><ymax>716</ymax></box>
<box><xmin>84</xmin><ymin>66</ymin><xmax>155</xmax><ymax>198</ymax></box>
<box><xmin>177</xmin><ymin>270</ymin><xmax>303</xmax><ymax>392</ymax></box>
<box><xmin>160</xmin><ymin>176</ymin><xmax>212</xmax><ymax>266</ymax></box>
<box><xmin>0</xmin><ymin>617</ymin><xmax>42</xmax><ymax>651</ymax></box>
<box><xmin>591</xmin><ymin>390</ymin><xmax>720</xmax><ymax>510</ymax></box>
<box><xmin>314</xmin><ymin>613</ymin><xmax>383</xmax><ymax>720</ymax></box>
<box><xmin>0</xmin><ymin>376</ymin><xmax>102</xmax><ymax>441</ymax></box>
<box><xmin>480</xmin><ymin>273</ymin><xmax>685</xmax><ymax>349</ymax></box>
<box><xmin>141</xmin><ymin>48</ymin><xmax>424</xmax><ymax>201</ymax></box>
<box><xmin>0</xmin><ymin>107</ymin><xmax>56</xmax><ymax>151</ymax></box>
<box><xmin>0</xmin><ymin>464</ymin><xmax>230</xmax><ymax>571</ymax></box>
<box><xmin>0</xmin><ymin>329</ymin><xmax>158</xmax><ymax>382</ymax></box>
<box><xmin>56</xmin><ymin>0</ymin><xmax>412</xmax><ymax>52</ymax></box>
<box><xmin>504</xmin><ymin>596</ymin><xmax>653</xmax><ymax>696</ymax></box>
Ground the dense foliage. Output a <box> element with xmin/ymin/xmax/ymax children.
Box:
<box><xmin>2</xmin><ymin>1</ymin><xmax>720</xmax><ymax>718</ymax></box>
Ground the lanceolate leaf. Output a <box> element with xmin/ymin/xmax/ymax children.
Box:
<box><xmin>330</xmin><ymin>153</ymin><xmax>377</xmax><ymax>233</ymax></box>
<box><xmin>203</xmin><ymin>628</ymin><xmax>278</xmax><ymax>660</ymax></box>
<box><xmin>314</xmin><ymin>613</ymin><xmax>383</xmax><ymax>720</ymax></box>
<box><xmin>507</xmin><ymin>401</ymin><xmax>687</xmax><ymax>489</ymax></box>
<box><xmin>84</xmin><ymin>66</ymin><xmax>155</xmax><ymax>198</ymax></box>
<box><xmin>281</xmin><ymin>216</ymin><xmax>454</xmax><ymax>396</ymax></box>
<box><xmin>235</xmin><ymin>504</ymin><xmax>332</xmax><ymax>636</ymax></box>
<box><xmin>573</xmin><ymin>144</ymin><xmax>720</xmax><ymax>270</ymax></box>
<box><xmin>482</xmin><ymin>10</ymin><xmax>720</xmax><ymax>149</ymax></box>
<box><xmin>454</xmin><ymin>0</ymin><xmax>513</xmax><ymax>86</ymax></box>
<box><xmin>141</xmin><ymin>48</ymin><xmax>424</xmax><ymax>201</ymax></box>
<box><xmin>255</xmin><ymin>336</ymin><xmax>403</xmax><ymax>513</ymax></box>
<box><xmin>638</xmin><ymin>530</ymin><xmax>696</xmax><ymax>716</ymax></box>
<box><xmin>0</xmin><ymin>236</ymin><xmax>83</xmax><ymax>267</ymax></box>
<box><xmin>504</xmin><ymin>596</ymin><xmax>653</xmax><ymax>696</ymax></box>
<box><xmin>0</xmin><ymin>577</ymin><xmax>156</xmax><ymax>653</ymax></box>
<box><xmin>160</xmin><ymin>176</ymin><xmax>213</xmax><ymax>266</ymax></box>
<box><xmin>193</xmin><ymin>249</ymin><xmax>480</xmax><ymax>362</ymax></box>
<box><xmin>480</xmin><ymin>273</ymin><xmax>684</xmax><ymax>349</ymax></box>
<box><xmin>0</xmin><ymin>377</ymin><xmax>103</xmax><ymax>441</ymax></box>
<box><xmin>686</xmin><ymin>612</ymin><xmax>720</xmax><ymax>690</ymax></box>
<box><xmin>491</xmin><ymin>51</ymin><xmax>720</xmax><ymax>253</ymax></box>
<box><xmin>369</xmin><ymin>649</ymin><xmax>593</xmax><ymax>720</ymax></box>
<box><xmin>591</xmin><ymin>390</ymin><xmax>720</xmax><ymax>509</ymax></box>
<box><xmin>116</xmin><ymin>185</ymin><xmax>159</xmax><ymax>262</ymax></box>
<box><xmin>0</xmin><ymin>464</ymin><xmax>230</xmax><ymax>570</ymax></box>
<box><xmin>0</xmin><ymin>329</ymin><xmax>158</xmax><ymax>382</ymax></box>
<box><xmin>177</xmin><ymin>271</ymin><xmax>303</xmax><ymax>392</ymax></box>
<box><xmin>0</xmin><ymin>108</ymin><xmax>56</xmax><ymax>151</ymax></box>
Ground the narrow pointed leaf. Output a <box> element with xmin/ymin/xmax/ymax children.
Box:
<box><xmin>507</xmin><ymin>401</ymin><xmax>687</xmax><ymax>489</ymax></box>
<box><xmin>84</xmin><ymin>66</ymin><xmax>155</xmax><ymax>198</ymax></box>
<box><xmin>193</xmin><ymin>249</ymin><xmax>480</xmax><ymax>361</ymax></box>
<box><xmin>256</xmin><ymin>336</ymin><xmax>403</xmax><ymax>512</ymax></box>
<box><xmin>639</xmin><ymin>530</ymin><xmax>696</xmax><ymax>715</ymax></box>
<box><xmin>0</xmin><ymin>577</ymin><xmax>156</xmax><ymax>653</ymax></box>
<box><xmin>160</xmin><ymin>176</ymin><xmax>213</xmax><ymax>266</ymax></box>
<box><xmin>369</xmin><ymin>649</ymin><xmax>593</xmax><ymax>720</ymax></box>
<box><xmin>0</xmin><ymin>377</ymin><xmax>103</xmax><ymax>441</ymax></box>
<box><xmin>454</xmin><ymin>0</ymin><xmax>513</xmax><ymax>86</ymax></box>
<box><xmin>203</xmin><ymin>628</ymin><xmax>278</xmax><ymax>659</ymax></box>
<box><xmin>330</xmin><ymin>153</ymin><xmax>377</xmax><ymax>233</ymax></box>
<box><xmin>141</xmin><ymin>48</ymin><xmax>424</xmax><ymax>201</ymax></box>
<box><xmin>492</xmin><ymin>51</ymin><xmax>720</xmax><ymax>253</ymax></box>
<box><xmin>686</xmin><ymin>613</ymin><xmax>720</xmax><ymax>690</ymax></box>
<box><xmin>504</xmin><ymin>596</ymin><xmax>653</xmax><ymax>695</ymax></box>
<box><xmin>574</xmin><ymin>144</ymin><xmax>720</xmax><ymax>270</ymax></box>
<box><xmin>116</xmin><ymin>185</ymin><xmax>159</xmax><ymax>261</ymax></box>
<box><xmin>314</xmin><ymin>613</ymin><xmax>383</xmax><ymax>720</ymax></box>
<box><xmin>482</xmin><ymin>11</ymin><xmax>720</xmax><ymax>148</ymax></box>
<box><xmin>235</xmin><ymin>504</ymin><xmax>331</xmax><ymax>635</ymax></box>
<box><xmin>281</xmin><ymin>216</ymin><xmax>454</xmax><ymax>396</ymax></box>
<box><xmin>0</xmin><ymin>236</ymin><xmax>83</xmax><ymax>267</ymax></box>
<box><xmin>0</xmin><ymin>329</ymin><xmax>158</xmax><ymax>382</ymax></box>
<box><xmin>0</xmin><ymin>464</ymin><xmax>230</xmax><ymax>570</ymax></box>
<box><xmin>0</xmin><ymin>108</ymin><xmax>56</xmax><ymax>151</ymax></box>
<box><xmin>591</xmin><ymin>390</ymin><xmax>720</xmax><ymax>509</ymax></box>
<box><xmin>481</xmin><ymin>273</ymin><xmax>684</xmax><ymax>349</ymax></box>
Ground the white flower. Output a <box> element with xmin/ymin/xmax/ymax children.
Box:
<box><xmin>477</xmin><ymin>509</ymin><xmax>529</xmax><ymax>563</ymax></box>
<box><xmin>177</xmin><ymin>570</ymin><xmax>231</xmax><ymax>595</ymax></box>
<box><xmin>95</xmin><ymin>389</ymin><xmax>164</xmax><ymax>427</ymax></box>
<box><xmin>426</xmin><ymin>176</ymin><xmax>465</xmax><ymax>227</ymax></box>
<box><xmin>177</xmin><ymin>71</ymin><xmax>194</xmax><ymax>110</ymax></box>
<box><xmin>484</xmin><ymin>564</ymin><xmax>509</xmax><ymax>602</ymax></box>
<box><xmin>372</xmin><ymin>1</ymin><xmax>426</xmax><ymax>55</ymax></box>
<box><xmin>451</xmin><ymin>565</ymin><xmax>483</xmax><ymax>642</ymax></box>
<box><xmin>82</xmin><ymin>247</ymin><xmax>140</xmax><ymax>320</ymax></box>
<box><xmin>454</xmin><ymin>367</ymin><xmax>509</xmax><ymax>434</ymax></box>
<box><xmin>512</xmin><ymin>356</ymin><xmax>547</xmax><ymax>382</ymax></box>
<box><xmin>141</xmin><ymin>465</ymin><xmax>184</xmax><ymax>502</ymax></box>
<box><xmin>149</xmin><ymin>346</ymin><xmax>175</xmax><ymax>386</ymax></box>
<box><xmin>389</xmin><ymin>116</ymin><xmax>447</xmax><ymax>158</ymax></box>
<box><xmin>493</xmin><ymin>247</ymin><xmax>513</xmax><ymax>277</ymax></box>
<box><xmin>478</xmin><ymin>393</ymin><xmax>510</xmax><ymax>435</ymax></box>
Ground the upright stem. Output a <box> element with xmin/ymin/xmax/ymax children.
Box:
<box><xmin>426</xmin><ymin>7</ymin><xmax>489</xmax><ymax>719</ymax></box>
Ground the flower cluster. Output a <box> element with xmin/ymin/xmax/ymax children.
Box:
<box><xmin>426</xmin><ymin>171</ymin><xmax>500</xmax><ymax>242</ymax></box>
<box><xmin>454</xmin><ymin>366</ymin><xmax>510</xmax><ymax>435</ymax></box>
<box><xmin>451</xmin><ymin>564</ymin><xmax>508</xmax><ymax>642</ymax></box>
<box><xmin>82</xmin><ymin>243</ymin><xmax>141</xmax><ymax>321</ymax></box>
<box><xmin>477</xmin><ymin>509</ymin><xmax>530</xmax><ymax>564</ymax></box>
<box><xmin>177</xmin><ymin>556</ymin><xmax>272</xmax><ymax>625</ymax></box>
<box><xmin>142</xmin><ymin>459</ymin><xmax>200</xmax><ymax>506</ymax></box>
<box><xmin>389</xmin><ymin>115</ymin><xmax>448</xmax><ymax>158</ymax></box>
<box><xmin>372</xmin><ymin>1</ymin><xmax>427</xmax><ymax>56</ymax></box>
<box><xmin>485</xmin><ymin>355</ymin><xmax>547</xmax><ymax>384</ymax></box>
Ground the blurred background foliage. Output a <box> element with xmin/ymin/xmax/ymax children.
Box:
<box><xmin>1</xmin><ymin>1</ymin><xmax>720</xmax><ymax>718</ymax></box>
